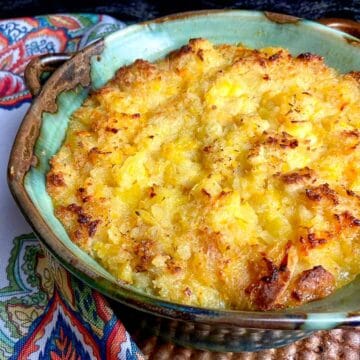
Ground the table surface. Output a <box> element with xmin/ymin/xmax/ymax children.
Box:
<box><xmin>0</xmin><ymin>0</ymin><xmax>359</xmax><ymax>22</ymax></box>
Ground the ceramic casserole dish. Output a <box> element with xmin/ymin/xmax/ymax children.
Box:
<box><xmin>8</xmin><ymin>10</ymin><xmax>360</xmax><ymax>352</ymax></box>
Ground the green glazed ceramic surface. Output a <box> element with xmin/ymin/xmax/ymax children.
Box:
<box><xmin>92</xmin><ymin>11</ymin><xmax>360</xmax><ymax>90</ymax></box>
<box><xmin>11</xmin><ymin>10</ymin><xmax>360</xmax><ymax>352</ymax></box>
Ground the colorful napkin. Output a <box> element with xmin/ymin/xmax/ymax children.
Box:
<box><xmin>0</xmin><ymin>14</ymin><xmax>144</xmax><ymax>359</ymax></box>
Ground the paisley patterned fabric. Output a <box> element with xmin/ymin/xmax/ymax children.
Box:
<box><xmin>0</xmin><ymin>14</ymin><xmax>124</xmax><ymax>109</ymax></box>
<box><xmin>0</xmin><ymin>14</ymin><xmax>143</xmax><ymax>359</ymax></box>
<box><xmin>7</xmin><ymin>235</ymin><xmax>141</xmax><ymax>360</ymax></box>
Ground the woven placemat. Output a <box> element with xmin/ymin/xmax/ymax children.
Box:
<box><xmin>131</xmin><ymin>328</ymin><xmax>360</xmax><ymax>359</ymax></box>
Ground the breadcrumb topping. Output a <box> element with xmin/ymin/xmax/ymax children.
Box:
<box><xmin>47</xmin><ymin>39</ymin><xmax>360</xmax><ymax>310</ymax></box>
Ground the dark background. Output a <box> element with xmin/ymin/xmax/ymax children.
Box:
<box><xmin>0</xmin><ymin>0</ymin><xmax>359</xmax><ymax>21</ymax></box>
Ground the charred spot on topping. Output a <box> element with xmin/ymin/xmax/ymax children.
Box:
<box><xmin>299</xmin><ymin>232</ymin><xmax>328</xmax><ymax>251</ymax></box>
<box><xmin>133</xmin><ymin>239</ymin><xmax>156</xmax><ymax>272</ymax></box>
<box><xmin>197</xmin><ymin>49</ymin><xmax>204</xmax><ymax>61</ymax></box>
<box><xmin>307</xmin><ymin>233</ymin><xmax>327</xmax><ymax>247</ymax></box>
<box><xmin>74</xmin><ymin>229</ymin><xmax>83</xmax><ymax>241</ymax></box>
<box><xmin>340</xmin><ymin>103</ymin><xmax>348</xmax><ymax>111</ymax></box>
<box><xmin>165</xmin><ymin>257</ymin><xmax>182</xmax><ymax>274</ymax></box>
<box><xmin>346</xmin><ymin>189</ymin><xmax>360</xmax><ymax>200</ymax></box>
<box><xmin>249</xmin><ymin>132</ymin><xmax>299</xmax><ymax>158</ymax></box>
<box><xmin>305</xmin><ymin>189</ymin><xmax>321</xmax><ymax>201</ymax></box>
<box><xmin>263</xmin><ymin>74</ymin><xmax>270</xmax><ymax>80</ymax></box>
<box><xmin>281</xmin><ymin>167</ymin><xmax>314</xmax><ymax>184</ymax></box>
<box><xmin>258</xmin><ymin>58</ymin><xmax>266</xmax><ymax>67</ymax></box>
<box><xmin>347</xmin><ymin>71</ymin><xmax>360</xmax><ymax>84</ymax></box>
<box><xmin>292</xmin><ymin>266</ymin><xmax>335</xmax><ymax>302</ymax></box>
<box><xmin>247</xmin><ymin>144</ymin><xmax>260</xmax><ymax>158</ymax></box>
<box><xmin>281</xmin><ymin>140</ymin><xmax>298</xmax><ymax>149</ymax></box>
<box><xmin>184</xmin><ymin>287</ymin><xmax>192</xmax><ymax>296</ymax></box>
<box><xmin>47</xmin><ymin>173</ymin><xmax>66</xmax><ymax>187</ymax></box>
<box><xmin>203</xmin><ymin>145</ymin><xmax>213</xmax><ymax>153</ymax></box>
<box><xmin>149</xmin><ymin>186</ymin><xmax>156</xmax><ymax>198</ymax></box>
<box><xmin>168</xmin><ymin>44</ymin><xmax>193</xmax><ymax>60</ymax></box>
<box><xmin>105</xmin><ymin>126</ymin><xmax>118</xmax><ymax>134</ymax></box>
<box><xmin>82</xmin><ymin>196</ymin><xmax>92</xmax><ymax>203</ymax></box>
<box><xmin>334</xmin><ymin>211</ymin><xmax>360</xmax><ymax>228</ymax></box>
<box><xmin>88</xmin><ymin>220</ymin><xmax>100</xmax><ymax>237</ymax></box>
<box><xmin>67</xmin><ymin>203</ymin><xmax>83</xmax><ymax>214</ymax></box>
<box><xmin>305</xmin><ymin>183</ymin><xmax>339</xmax><ymax>204</ymax></box>
<box><xmin>117</xmin><ymin>112</ymin><xmax>140</xmax><ymax>119</ymax></box>
<box><xmin>89</xmin><ymin>147</ymin><xmax>111</xmax><ymax>155</ymax></box>
<box><xmin>217</xmin><ymin>190</ymin><xmax>232</xmax><ymax>199</ymax></box>
<box><xmin>266</xmin><ymin>132</ymin><xmax>298</xmax><ymax>149</ymax></box>
<box><xmin>266</xmin><ymin>134</ymin><xmax>280</xmax><ymax>145</ymax></box>
<box><xmin>347</xmin><ymin>189</ymin><xmax>356</xmax><ymax>196</ymax></box>
<box><xmin>78</xmin><ymin>214</ymin><xmax>91</xmax><ymax>224</ymax></box>
<box><xmin>342</xmin><ymin>129</ymin><xmax>360</xmax><ymax>137</ymax></box>
<box><xmin>77</xmin><ymin>188</ymin><xmax>92</xmax><ymax>203</ymax></box>
<box><xmin>297</xmin><ymin>53</ymin><xmax>323</xmax><ymax>61</ymax></box>
<box><xmin>134</xmin><ymin>265</ymin><xmax>145</xmax><ymax>273</ymax></box>
<box><xmin>268</xmin><ymin>52</ymin><xmax>282</xmax><ymax>61</ymax></box>
<box><xmin>201</xmin><ymin>188</ymin><xmax>211</xmax><ymax>197</ymax></box>
<box><xmin>245</xmin><ymin>243</ymin><xmax>293</xmax><ymax>310</ymax></box>
<box><xmin>66</xmin><ymin>203</ymin><xmax>99</xmax><ymax>236</ymax></box>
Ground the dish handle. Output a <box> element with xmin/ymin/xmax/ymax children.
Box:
<box><xmin>24</xmin><ymin>53</ymin><xmax>72</xmax><ymax>97</ymax></box>
<box><xmin>318</xmin><ymin>18</ymin><xmax>360</xmax><ymax>39</ymax></box>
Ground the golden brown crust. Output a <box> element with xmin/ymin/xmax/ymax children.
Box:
<box><xmin>113</xmin><ymin>59</ymin><xmax>158</xmax><ymax>88</ymax></box>
<box><xmin>265</xmin><ymin>132</ymin><xmax>299</xmax><ymax>149</ymax></box>
<box><xmin>47</xmin><ymin>172</ymin><xmax>66</xmax><ymax>187</ymax></box>
<box><xmin>334</xmin><ymin>211</ymin><xmax>360</xmax><ymax>229</ymax></box>
<box><xmin>133</xmin><ymin>239</ymin><xmax>156</xmax><ymax>272</ymax></box>
<box><xmin>245</xmin><ymin>243</ymin><xmax>294</xmax><ymax>310</ymax></box>
<box><xmin>281</xmin><ymin>167</ymin><xmax>314</xmax><ymax>184</ymax></box>
<box><xmin>296</xmin><ymin>52</ymin><xmax>323</xmax><ymax>62</ymax></box>
<box><xmin>298</xmin><ymin>232</ymin><xmax>330</xmax><ymax>253</ymax></box>
<box><xmin>167</xmin><ymin>38</ymin><xmax>205</xmax><ymax>60</ymax></box>
<box><xmin>47</xmin><ymin>39</ymin><xmax>360</xmax><ymax>310</ymax></box>
<box><xmin>292</xmin><ymin>266</ymin><xmax>335</xmax><ymax>303</ymax></box>
<box><xmin>347</xmin><ymin>71</ymin><xmax>360</xmax><ymax>84</ymax></box>
<box><xmin>248</xmin><ymin>131</ymin><xmax>299</xmax><ymax>158</ymax></box>
<box><xmin>64</xmin><ymin>203</ymin><xmax>101</xmax><ymax>238</ymax></box>
<box><xmin>305</xmin><ymin>184</ymin><xmax>339</xmax><ymax>205</ymax></box>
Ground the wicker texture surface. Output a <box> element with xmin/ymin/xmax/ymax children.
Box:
<box><xmin>133</xmin><ymin>328</ymin><xmax>360</xmax><ymax>359</ymax></box>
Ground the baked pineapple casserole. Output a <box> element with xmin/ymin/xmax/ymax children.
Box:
<box><xmin>47</xmin><ymin>39</ymin><xmax>360</xmax><ymax>310</ymax></box>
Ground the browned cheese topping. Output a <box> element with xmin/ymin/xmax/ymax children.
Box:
<box><xmin>47</xmin><ymin>39</ymin><xmax>360</xmax><ymax>310</ymax></box>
